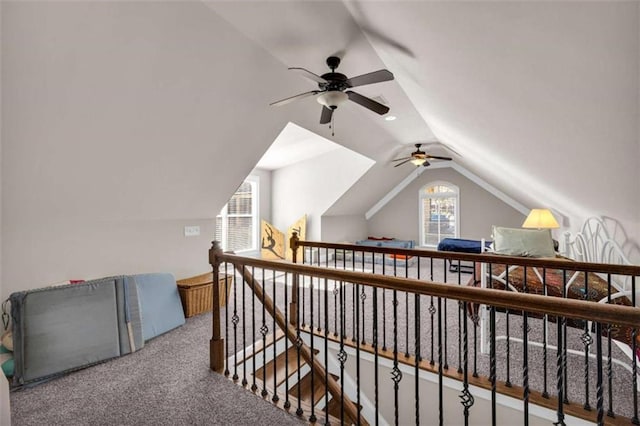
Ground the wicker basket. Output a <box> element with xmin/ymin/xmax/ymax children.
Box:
<box><xmin>176</xmin><ymin>273</ymin><xmax>233</xmax><ymax>318</ymax></box>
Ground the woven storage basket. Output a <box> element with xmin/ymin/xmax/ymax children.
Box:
<box><xmin>176</xmin><ymin>273</ymin><xmax>233</xmax><ymax>317</ymax></box>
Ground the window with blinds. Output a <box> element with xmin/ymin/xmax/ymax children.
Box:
<box><xmin>419</xmin><ymin>182</ymin><xmax>459</xmax><ymax>247</ymax></box>
<box><xmin>215</xmin><ymin>178</ymin><xmax>258</xmax><ymax>252</ymax></box>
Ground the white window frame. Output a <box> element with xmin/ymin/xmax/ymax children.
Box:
<box><xmin>418</xmin><ymin>180</ymin><xmax>460</xmax><ymax>247</ymax></box>
<box><xmin>217</xmin><ymin>175</ymin><xmax>260</xmax><ymax>253</ymax></box>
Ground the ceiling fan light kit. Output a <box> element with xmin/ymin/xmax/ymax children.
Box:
<box><xmin>392</xmin><ymin>143</ymin><xmax>453</xmax><ymax>168</ymax></box>
<box><xmin>270</xmin><ymin>56</ymin><xmax>394</xmax><ymax>134</ymax></box>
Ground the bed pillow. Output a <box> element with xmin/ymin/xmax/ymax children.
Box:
<box><xmin>492</xmin><ymin>226</ymin><xmax>555</xmax><ymax>258</ymax></box>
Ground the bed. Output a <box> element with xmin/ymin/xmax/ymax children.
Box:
<box><xmin>437</xmin><ymin>238</ymin><xmax>492</xmax><ymax>273</ymax></box>
<box><xmin>468</xmin><ymin>219</ymin><xmax>640</xmax><ymax>367</ymax></box>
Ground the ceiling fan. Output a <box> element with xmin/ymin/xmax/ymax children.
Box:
<box><xmin>392</xmin><ymin>143</ymin><xmax>453</xmax><ymax>167</ymax></box>
<box><xmin>270</xmin><ymin>56</ymin><xmax>394</xmax><ymax>126</ymax></box>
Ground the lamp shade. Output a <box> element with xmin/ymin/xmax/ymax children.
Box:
<box><xmin>410</xmin><ymin>157</ymin><xmax>427</xmax><ymax>166</ymax></box>
<box><xmin>316</xmin><ymin>91</ymin><xmax>348</xmax><ymax>109</ymax></box>
<box><xmin>522</xmin><ymin>209</ymin><xmax>559</xmax><ymax>229</ymax></box>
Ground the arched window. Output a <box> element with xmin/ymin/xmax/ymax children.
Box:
<box><xmin>419</xmin><ymin>182</ymin><xmax>459</xmax><ymax>247</ymax></box>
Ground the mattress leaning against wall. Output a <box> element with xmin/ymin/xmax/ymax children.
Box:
<box><xmin>9</xmin><ymin>276</ymin><xmax>145</xmax><ymax>387</ymax></box>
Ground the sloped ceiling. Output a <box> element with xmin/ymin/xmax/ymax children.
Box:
<box><xmin>209</xmin><ymin>0</ymin><xmax>639</xmax><ymax>241</ymax></box>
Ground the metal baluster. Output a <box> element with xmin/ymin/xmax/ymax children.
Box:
<box><xmin>339</xmin><ymin>278</ymin><xmax>346</xmax><ymax>425</ymax></box>
<box><xmin>324</xmin><ymin>277</ymin><xmax>330</xmax><ymax>426</ymax></box>
<box><xmin>443</xmin><ymin>264</ymin><xmax>448</xmax><ymax>370</ymax></box>
<box><xmin>542</xmin><ymin>267</ymin><xmax>549</xmax><ymax>398</ymax></box>
<box><xmin>555</xmin><ymin>270</ymin><xmax>567</xmax><ymax>426</ymax></box>
<box><xmin>224</xmin><ymin>262</ymin><xmax>230</xmax><ymax>377</ymax></box>
<box><xmin>333</xmin><ymin>277</ymin><xmax>339</xmax><ymax>337</ymax></box>
<box><xmin>261</xmin><ymin>268</ymin><xmax>268</xmax><ymax>397</ymax></box>
<box><xmin>415</xmin><ymin>292</ymin><xmax>421</xmax><ymax>426</ymax></box>
<box><xmin>242</xmin><ymin>265</ymin><xmax>248</xmax><ymax>387</ymax></box>
<box><xmin>430</xmin><ymin>257</ymin><xmax>435</xmax><ymax>366</ymax></box>
<box><xmin>272</xmin><ymin>269</ymin><xmax>279</xmax><ymax>404</ymax></box>
<box><xmin>489</xmin><ymin>263</ymin><xmax>497</xmax><ymax>426</ymax></box>
<box><xmin>523</xmin><ymin>267</ymin><xmax>529</xmax><ymax>425</ymax></box>
<box><xmin>284</xmin><ymin>273</ymin><xmax>291</xmax><ymax>410</ymax></box>
<box><xmin>562</xmin><ymin>269</ymin><xmax>568</xmax><ymax>404</ymax></box>
<box><xmin>382</xmin><ymin>260</ymin><xmax>387</xmax><ymax>352</ymax></box>
<box><xmin>607</xmin><ymin>274</ymin><xmax>614</xmax><ymax>418</ymax></box>
<box><xmin>232</xmin><ymin>264</ymin><xmax>239</xmax><ymax>381</ymax></box>
<box><xmin>317</xmin><ymin>255</ymin><xmax>322</xmax><ymax>333</ymax></box>
<box><xmin>582</xmin><ymin>270</ymin><xmax>591</xmax><ymax>411</ymax></box>
<box><xmin>250</xmin><ymin>266</ymin><xmax>257</xmax><ymax>391</ymax></box>
<box><xmin>361</xmin><ymin>280</ymin><xmax>367</xmax><ymax>345</ymax></box>
<box><xmin>309</xmin><ymin>274</ymin><xmax>316</xmax><ymax>423</ymax></box>
<box><xmin>302</xmin><ymin>265</ymin><xmax>306</xmax><ymax>327</ymax></box>
<box><xmin>505</xmin><ymin>265</ymin><xmax>511</xmax><ymax>387</ymax></box>
<box><xmin>356</xmin><ymin>282</ymin><xmax>361</xmax><ymax>426</ymax></box>
<box><xmin>457</xmin><ymin>267</ymin><xmax>463</xmax><ymax>374</ymax></box>
<box><xmin>405</xmin><ymin>259</ymin><xmax>410</xmax><ymax>358</ymax></box>
<box><xmin>392</xmin><ymin>289</ymin><xmax>402</xmax><ymax>426</ymax></box>
<box><xmin>460</xmin><ymin>298</ymin><xmax>474</xmax><ymax>426</ymax></box>
<box><xmin>352</xmin><ymin>258</ymin><xmax>357</xmax><ymax>342</ymax></box>
<box><xmin>632</xmin><ymin>275</ymin><xmax>638</xmax><ymax>424</ymax></box>
<box><xmin>472</xmin><ymin>262</ymin><xmax>478</xmax><ymax>378</ymax></box>
<box><xmin>295</xmin><ymin>272</ymin><xmax>302</xmax><ymax>415</ymax></box>
<box><xmin>373</xmin><ymin>286</ymin><xmax>379</xmax><ymax>426</ymax></box>
<box><xmin>596</xmin><ymin>321</ymin><xmax>604</xmax><ymax>426</ymax></box>
<box><xmin>438</xmin><ymin>295</ymin><xmax>444</xmax><ymax>425</ymax></box>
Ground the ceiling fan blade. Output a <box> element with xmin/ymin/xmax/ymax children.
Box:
<box><xmin>426</xmin><ymin>155</ymin><xmax>453</xmax><ymax>161</ymax></box>
<box><xmin>423</xmin><ymin>160</ymin><xmax>431</xmax><ymax>167</ymax></box>
<box><xmin>320</xmin><ymin>106</ymin><xmax>333</xmax><ymax>124</ymax></box>
<box><xmin>394</xmin><ymin>159</ymin><xmax>412</xmax><ymax>167</ymax></box>
<box><xmin>391</xmin><ymin>156</ymin><xmax>411</xmax><ymax>162</ymax></box>
<box><xmin>346</xmin><ymin>69</ymin><xmax>394</xmax><ymax>88</ymax></box>
<box><xmin>289</xmin><ymin>67</ymin><xmax>328</xmax><ymax>84</ymax></box>
<box><xmin>346</xmin><ymin>91</ymin><xmax>390</xmax><ymax>115</ymax></box>
<box><xmin>270</xmin><ymin>91</ymin><xmax>319</xmax><ymax>107</ymax></box>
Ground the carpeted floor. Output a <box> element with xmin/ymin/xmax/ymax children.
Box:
<box><xmin>10</xmin><ymin>312</ymin><xmax>305</xmax><ymax>426</ymax></box>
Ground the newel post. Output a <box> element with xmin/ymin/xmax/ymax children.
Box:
<box><xmin>289</xmin><ymin>231</ymin><xmax>299</xmax><ymax>326</ymax></box>
<box><xmin>209</xmin><ymin>241</ymin><xmax>224</xmax><ymax>373</ymax></box>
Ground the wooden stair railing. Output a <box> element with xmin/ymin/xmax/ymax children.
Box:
<box><xmin>209</xmin><ymin>242</ymin><xmax>367</xmax><ymax>425</ymax></box>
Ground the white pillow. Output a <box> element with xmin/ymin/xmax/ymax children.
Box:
<box><xmin>492</xmin><ymin>226</ymin><xmax>556</xmax><ymax>258</ymax></box>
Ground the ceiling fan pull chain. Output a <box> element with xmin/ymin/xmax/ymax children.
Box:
<box><xmin>331</xmin><ymin>113</ymin><xmax>335</xmax><ymax>137</ymax></box>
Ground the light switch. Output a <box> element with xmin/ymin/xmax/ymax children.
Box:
<box><xmin>184</xmin><ymin>225</ymin><xmax>200</xmax><ymax>237</ymax></box>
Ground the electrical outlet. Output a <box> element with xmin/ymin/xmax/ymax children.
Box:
<box><xmin>184</xmin><ymin>226</ymin><xmax>200</xmax><ymax>237</ymax></box>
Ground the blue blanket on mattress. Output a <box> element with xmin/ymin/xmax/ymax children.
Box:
<box><xmin>437</xmin><ymin>238</ymin><xmax>491</xmax><ymax>253</ymax></box>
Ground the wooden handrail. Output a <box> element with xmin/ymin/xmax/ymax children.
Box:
<box><xmin>230</xmin><ymin>258</ymin><xmax>366</xmax><ymax>425</ymax></box>
<box><xmin>295</xmin><ymin>240</ymin><xmax>640</xmax><ymax>276</ymax></box>
<box><xmin>215</xmin><ymin>252</ymin><xmax>640</xmax><ymax>330</ymax></box>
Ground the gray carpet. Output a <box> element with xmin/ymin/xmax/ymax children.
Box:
<box><xmin>10</xmin><ymin>312</ymin><xmax>305</xmax><ymax>426</ymax></box>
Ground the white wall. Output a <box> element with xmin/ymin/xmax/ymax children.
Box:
<box><xmin>320</xmin><ymin>214</ymin><xmax>368</xmax><ymax>243</ymax></box>
<box><xmin>367</xmin><ymin>168</ymin><xmax>525</xmax><ymax>243</ymax></box>
<box><xmin>271</xmin><ymin>147</ymin><xmax>373</xmax><ymax>241</ymax></box>
<box><xmin>0</xmin><ymin>2</ymin><xmax>295</xmax><ymax>298</ymax></box>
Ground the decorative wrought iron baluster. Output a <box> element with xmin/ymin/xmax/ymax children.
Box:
<box><xmin>392</xmin><ymin>289</ymin><xmax>402</xmax><ymax>426</ymax></box>
<box><xmin>472</xmin><ymin>262</ymin><xmax>478</xmax><ymax>378</ymax></box>
<box><xmin>562</xmin><ymin>270</ymin><xmax>568</xmax><ymax>404</ymax></box>
<box><xmin>250</xmin><ymin>266</ymin><xmax>256</xmax><ymax>391</ymax></box>
<box><xmin>443</xmin><ymin>264</ymin><xmax>448</xmax><ymax>370</ymax></box>
<box><xmin>352</xmin><ymin>257</ymin><xmax>357</xmax><ymax>342</ymax></box>
<box><xmin>317</xmin><ymin>255</ymin><xmax>322</xmax><ymax>333</ymax></box>
<box><xmin>582</xmin><ymin>270</ymin><xmax>591</xmax><ymax>411</ymax></box>
<box><xmin>457</xmin><ymin>267</ymin><xmax>462</xmax><ymax>374</ymax></box>
<box><xmin>241</xmin><ymin>266</ymin><xmax>248</xmax><ymax>387</ymax></box>
<box><xmin>333</xmin><ymin>278</ymin><xmax>339</xmax><ymax>337</ymax></box>
<box><xmin>309</xmin><ymin>274</ymin><xmax>316</xmax><ymax>423</ymax></box>
<box><xmin>430</xmin><ymin>257</ymin><xmax>435</xmax><ymax>366</ymax></box>
<box><xmin>356</xmin><ymin>282</ymin><xmax>361</xmax><ymax>426</ymax></box>
<box><xmin>607</xmin><ymin>274</ymin><xmax>614</xmax><ymax>418</ymax></box>
<box><xmin>272</xmin><ymin>269</ymin><xmax>279</xmax><ymax>404</ymax></box>
<box><xmin>361</xmin><ymin>281</ymin><xmax>367</xmax><ymax>345</ymax></box>
<box><xmin>542</xmin><ymin>267</ymin><xmax>549</xmax><ymax>398</ymax></box>
<box><xmin>555</xmin><ymin>269</ymin><xmax>567</xmax><ymax>426</ymax></box>
<box><xmin>632</xmin><ymin>275</ymin><xmax>638</xmax><ymax>425</ymax></box>
<box><xmin>489</xmin><ymin>263</ymin><xmax>496</xmax><ymax>426</ymax></box>
<box><xmin>595</xmin><ymin>321</ymin><xmax>604</xmax><ymax>425</ymax></box>
<box><xmin>522</xmin><ymin>268</ymin><xmax>529</xmax><ymax>425</ymax></box>
<box><xmin>460</xmin><ymin>299</ymin><xmax>474</xmax><ymax>426</ymax></box>
<box><xmin>232</xmin><ymin>264</ymin><xmax>239</xmax><ymax>381</ymax></box>
<box><xmin>438</xmin><ymin>296</ymin><xmax>444</xmax><ymax>425</ymax></box>
<box><xmin>373</xmin><ymin>286</ymin><xmax>380</xmax><ymax>425</ymax></box>
<box><xmin>261</xmin><ymin>268</ymin><xmax>268</xmax><ymax>397</ymax></box>
<box><xmin>415</xmin><ymin>293</ymin><xmax>421</xmax><ymax>426</ymax></box>
<box><xmin>284</xmin><ymin>273</ymin><xmax>291</xmax><ymax>409</ymax></box>
<box><xmin>405</xmin><ymin>260</ymin><xmax>410</xmax><ymax>358</ymax></box>
<box><xmin>302</xmin><ymin>266</ymin><xmax>306</xmax><ymax>327</ymax></box>
<box><xmin>505</xmin><ymin>265</ymin><xmax>511</xmax><ymax>387</ymax></box>
<box><xmin>339</xmin><ymin>275</ymin><xmax>346</xmax><ymax>425</ymax></box>
<box><xmin>224</xmin><ymin>262</ymin><xmax>230</xmax><ymax>377</ymax></box>
<box><xmin>382</xmin><ymin>261</ymin><xmax>387</xmax><ymax>352</ymax></box>
<box><xmin>324</xmin><ymin>277</ymin><xmax>329</xmax><ymax>426</ymax></box>
<box><xmin>294</xmin><ymin>272</ymin><xmax>302</xmax><ymax>415</ymax></box>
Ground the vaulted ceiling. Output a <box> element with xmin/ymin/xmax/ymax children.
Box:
<box><xmin>205</xmin><ymin>1</ymin><xmax>640</xmax><ymax>239</ymax></box>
